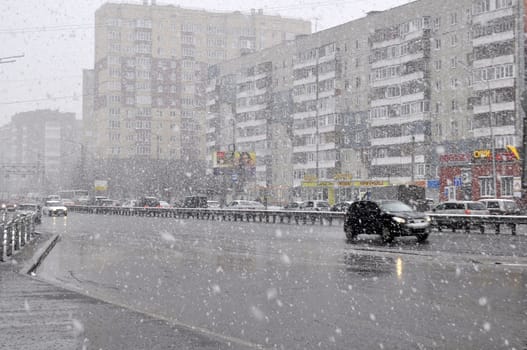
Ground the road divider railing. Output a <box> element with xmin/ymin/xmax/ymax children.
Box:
<box><xmin>429</xmin><ymin>213</ymin><xmax>527</xmax><ymax>235</ymax></box>
<box><xmin>0</xmin><ymin>214</ymin><xmax>37</xmax><ymax>262</ymax></box>
<box><xmin>67</xmin><ymin>205</ymin><xmax>347</xmax><ymax>226</ymax></box>
<box><xmin>66</xmin><ymin>205</ymin><xmax>526</xmax><ymax>234</ymax></box>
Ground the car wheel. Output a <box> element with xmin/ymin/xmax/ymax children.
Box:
<box><xmin>344</xmin><ymin>224</ymin><xmax>357</xmax><ymax>241</ymax></box>
<box><xmin>381</xmin><ymin>225</ymin><xmax>394</xmax><ymax>243</ymax></box>
<box><xmin>416</xmin><ymin>233</ymin><xmax>429</xmax><ymax>243</ymax></box>
<box><xmin>64</xmin><ymin>213</ymin><xmax>68</xmax><ymax>217</ymax></box>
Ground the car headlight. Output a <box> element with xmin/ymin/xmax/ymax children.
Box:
<box><xmin>425</xmin><ymin>216</ymin><xmax>431</xmax><ymax>222</ymax></box>
<box><xmin>392</xmin><ymin>216</ymin><xmax>406</xmax><ymax>224</ymax></box>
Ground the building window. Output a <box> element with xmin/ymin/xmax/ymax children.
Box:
<box><xmin>416</xmin><ymin>164</ymin><xmax>425</xmax><ymax>177</ymax></box>
<box><xmin>435</xmin><ymin>39</ymin><xmax>441</xmax><ymax>50</ymax></box>
<box><xmin>433</xmin><ymin>17</ymin><xmax>441</xmax><ymax>30</ymax></box>
<box><xmin>501</xmin><ymin>176</ymin><xmax>513</xmax><ymax>197</ymax></box>
<box><xmin>450</xmin><ymin>34</ymin><xmax>458</xmax><ymax>47</ymax></box>
<box><xmin>450</xmin><ymin>57</ymin><xmax>457</xmax><ymax>69</ymax></box>
<box><xmin>479</xmin><ymin>176</ymin><xmax>494</xmax><ymax>197</ymax></box>
<box><xmin>450</xmin><ymin>12</ymin><xmax>457</xmax><ymax>25</ymax></box>
<box><xmin>474</xmin><ymin>0</ymin><xmax>490</xmax><ymax>14</ymax></box>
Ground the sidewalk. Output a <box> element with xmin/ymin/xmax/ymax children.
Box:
<box><xmin>0</xmin><ymin>232</ymin><xmax>247</xmax><ymax>350</ymax></box>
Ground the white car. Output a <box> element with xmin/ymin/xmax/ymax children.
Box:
<box><xmin>299</xmin><ymin>200</ymin><xmax>330</xmax><ymax>211</ymax></box>
<box><xmin>42</xmin><ymin>200</ymin><xmax>68</xmax><ymax>217</ymax></box>
<box><xmin>226</xmin><ymin>200</ymin><xmax>265</xmax><ymax>209</ymax></box>
<box><xmin>158</xmin><ymin>200</ymin><xmax>171</xmax><ymax>208</ymax></box>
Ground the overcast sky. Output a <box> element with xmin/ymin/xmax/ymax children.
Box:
<box><xmin>0</xmin><ymin>0</ymin><xmax>411</xmax><ymax>126</ymax></box>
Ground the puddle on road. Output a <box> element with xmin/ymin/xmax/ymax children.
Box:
<box><xmin>342</xmin><ymin>253</ymin><xmax>395</xmax><ymax>277</ymax></box>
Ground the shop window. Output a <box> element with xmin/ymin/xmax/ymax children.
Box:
<box><xmin>501</xmin><ymin>177</ymin><xmax>513</xmax><ymax>197</ymax></box>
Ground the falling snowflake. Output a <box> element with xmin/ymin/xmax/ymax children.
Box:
<box><xmin>266</xmin><ymin>287</ymin><xmax>277</xmax><ymax>300</ymax></box>
<box><xmin>250</xmin><ymin>306</ymin><xmax>265</xmax><ymax>321</ymax></box>
<box><xmin>72</xmin><ymin>319</ymin><xmax>84</xmax><ymax>336</ymax></box>
<box><xmin>160</xmin><ymin>231</ymin><xmax>176</xmax><ymax>242</ymax></box>
<box><xmin>280</xmin><ymin>253</ymin><xmax>291</xmax><ymax>265</ymax></box>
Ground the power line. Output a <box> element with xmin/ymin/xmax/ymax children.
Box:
<box><xmin>0</xmin><ymin>93</ymin><xmax>93</xmax><ymax>106</ymax></box>
<box><xmin>0</xmin><ymin>75</ymin><xmax>82</xmax><ymax>84</ymax></box>
<box><xmin>0</xmin><ymin>23</ymin><xmax>103</xmax><ymax>35</ymax></box>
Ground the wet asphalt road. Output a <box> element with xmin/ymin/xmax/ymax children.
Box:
<box><xmin>36</xmin><ymin>213</ymin><xmax>527</xmax><ymax>349</ymax></box>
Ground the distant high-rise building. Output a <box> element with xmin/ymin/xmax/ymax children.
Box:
<box><xmin>85</xmin><ymin>2</ymin><xmax>310</xmax><ymax>198</ymax></box>
<box><xmin>1</xmin><ymin>110</ymin><xmax>80</xmax><ymax>197</ymax></box>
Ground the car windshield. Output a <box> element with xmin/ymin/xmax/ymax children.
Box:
<box><xmin>467</xmin><ymin>202</ymin><xmax>486</xmax><ymax>210</ymax></box>
<box><xmin>4</xmin><ymin>1</ymin><xmax>527</xmax><ymax>349</ymax></box>
<box><xmin>379</xmin><ymin>201</ymin><xmax>414</xmax><ymax>212</ymax></box>
<box><xmin>18</xmin><ymin>204</ymin><xmax>38</xmax><ymax>210</ymax></box>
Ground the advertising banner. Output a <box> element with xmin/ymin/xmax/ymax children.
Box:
<box><xmin>213</xmin><ymin>151</ymin><xmax>256</xmax><ymax>176</ymax></box>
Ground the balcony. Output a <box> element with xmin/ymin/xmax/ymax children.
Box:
<box><xmin>371</xmin><ymin>92</ymin><xmax>425</xmax><ymax>108</ymax></box>
<box><xmin>472</xmin><ymin>7</ymin><xmax>513</xmax><ymax>23</ymax></box>
<box><xmin>473</xmin><ymin>101</ymin><xmax>515</xmax><ymax>114</ymax></box>
<box><xmin>371</xmin><ymin>154</ymin><xmax>425</xmax><ymax>166</ymax></box>
<box><xmin>472</xmin><ymin>31</ymin><xmax>514</xmax><ymax>47</ymax></box>
<box><xmin>370</xmin><ymin>113</ymin><xmax>427</xmax><ymax>127</ymax></box>
<box><xmin>370</xmin><ymin>133</ymin><xmax>425</xmax><ymax>146</ymax></box>
<box><xmin>472</xmin><ymin>125</ymin><xmax>515</xmax><ymax>138</ymax></box>
<box><xmin>371</xmin><ymin>52</ymin><xmax>424</xmax><ymax>70</ymax></box>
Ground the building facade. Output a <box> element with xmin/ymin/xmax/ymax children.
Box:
<box><xmin>207</xmin><ymin>0</ymin><xmax>526</xmax><ymax>204</ymax></box>
<box><xmin>86</xmin><ymin>1</ymin><xmax>310</xmax><ymax>199</ymax></box>
<box><xmin>0</xmin><ymin>110</ymin><xmax>81</xmax><ymax>198</ymax></box>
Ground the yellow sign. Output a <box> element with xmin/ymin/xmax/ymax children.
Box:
<box><xmin>506</xmin><ymin>145</ymin><xmax>520</xmax><ymax>160</ymax></box>
<box><xmin>353</xmin><ymin>180</ymin><xmax>389</xmax><ymax>187</ymax></box>
<box><xmin>473</xmin><ymin>149</ymin><xmax>491</xmax><ymax>159</ymax></box>
<box><xmin>303</xmin><ymin>175</ymin><xmax>318</xmax><ymax>182</ymax></box>
<box><xmin>334</xmin><ymin>173</ymin><xmax>353</xmax><ymax>180</ymax></box>
<box><xmin>301</xmin><ymin>182</ymin><xmax>318</xmax><ymax>187</ymax></box>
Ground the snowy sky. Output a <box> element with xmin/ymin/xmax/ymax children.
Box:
<box><xmin>0</xmin><ymin>0</ymin><xmax>412</xmax><ymax>126</ymax></box>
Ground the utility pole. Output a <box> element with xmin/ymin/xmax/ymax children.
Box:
<box><xmin>487</xmin><ymin>78</ymin><xmax>497</xmax><ymax>197</ymax></box>
<box><xmin>411</xmin><ymin>135</ymin><xmax>415</xmax><ymax>183</ymax></box>
<box><xmin>0</xmin><ymin>54</ymin><xmax>24</xmax><ymax>64</ymax></box>
<box><xmin>315</xmin><ymin>44</ymin><xmax>320</xmax><ymax>182</ymax></box>
<box><xmin>520</xmin><ymin>91</ymin><xmax>527</xmax><ymax>195</ymax></box>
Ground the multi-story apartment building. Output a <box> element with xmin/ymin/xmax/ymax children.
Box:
<box><xmin>206</xmin><ymin>42</ymin><xmax>297</xmax><ymax>204</ymax></box>
<box><xmin>85</xmin><ymin>1</ymin><xmax>310</xmax><ymax>198</ymax></box>
<box><xmin>207</xmin><ymin>0</ymin><xmax>526</xmax><ymax>204</ymax></box>
<box><xmin>0</xmin><ymin>110</ymin><xmax>81</xmax><ymax>197</ymax></box>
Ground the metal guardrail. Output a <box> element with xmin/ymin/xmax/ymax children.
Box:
<box><xmin>428</xmin><ymin>213</ymin><xmax>526</xmax><ymax>235</ymax></box>
<box><xmin>0</xmin><ymin>213</ymin><xmax>37</xmax><ymax>262</ymax></box>
<box><xmin>67</xmin><ymin>205</ymin><xmax>346</xmax><ymax>226</ymax></box>
<box><xmin>65</xmin><ymin>205</ymin><xmax>527</xmax><ymax>235</ymax></box>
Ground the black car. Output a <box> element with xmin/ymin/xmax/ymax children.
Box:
<box><xmin>344</xmin><ymin>200</ymin><xmax>431</xmax><ymax>243</ymax></box>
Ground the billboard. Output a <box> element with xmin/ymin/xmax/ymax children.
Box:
<box><xmin>94</xmin><ymin>180</ymin><xmax>108</xmax><ymax>192</ymax></box>
<box><xmin>213</xmin><ymin>151</ymin><xmax>256</xmax><ymax>175</ymax></box>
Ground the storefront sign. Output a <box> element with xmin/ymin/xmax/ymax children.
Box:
<box><xmin>473</xmin><ymin>149</ymin><xmax>491</xmax><ymax>159</ymax></box>
<box><xmin>440</xmin><ymin>154</ymin><xmax>470</xmax><ymax>163</ymax></box>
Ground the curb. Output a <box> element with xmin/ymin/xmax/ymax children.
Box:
<box><xmin>22</xmin><ymin>233</ymin><xmax>61</xmax><ymax>275</ymax></box>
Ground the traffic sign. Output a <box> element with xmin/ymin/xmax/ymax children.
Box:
<box><xmin>231</xmin><ymin>173</ymin><xmax>238</xmax><ymax>182</ymax></box>
<box><xmin>454</xmin><ymin>176</ymin><xmax>462</xmax><ymax>187</ymax></box>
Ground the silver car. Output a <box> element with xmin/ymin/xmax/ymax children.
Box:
<box><xmin>431</xmin><ymin>201</ymin><xmax>489</xmax><ymax>231</ymax></box>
